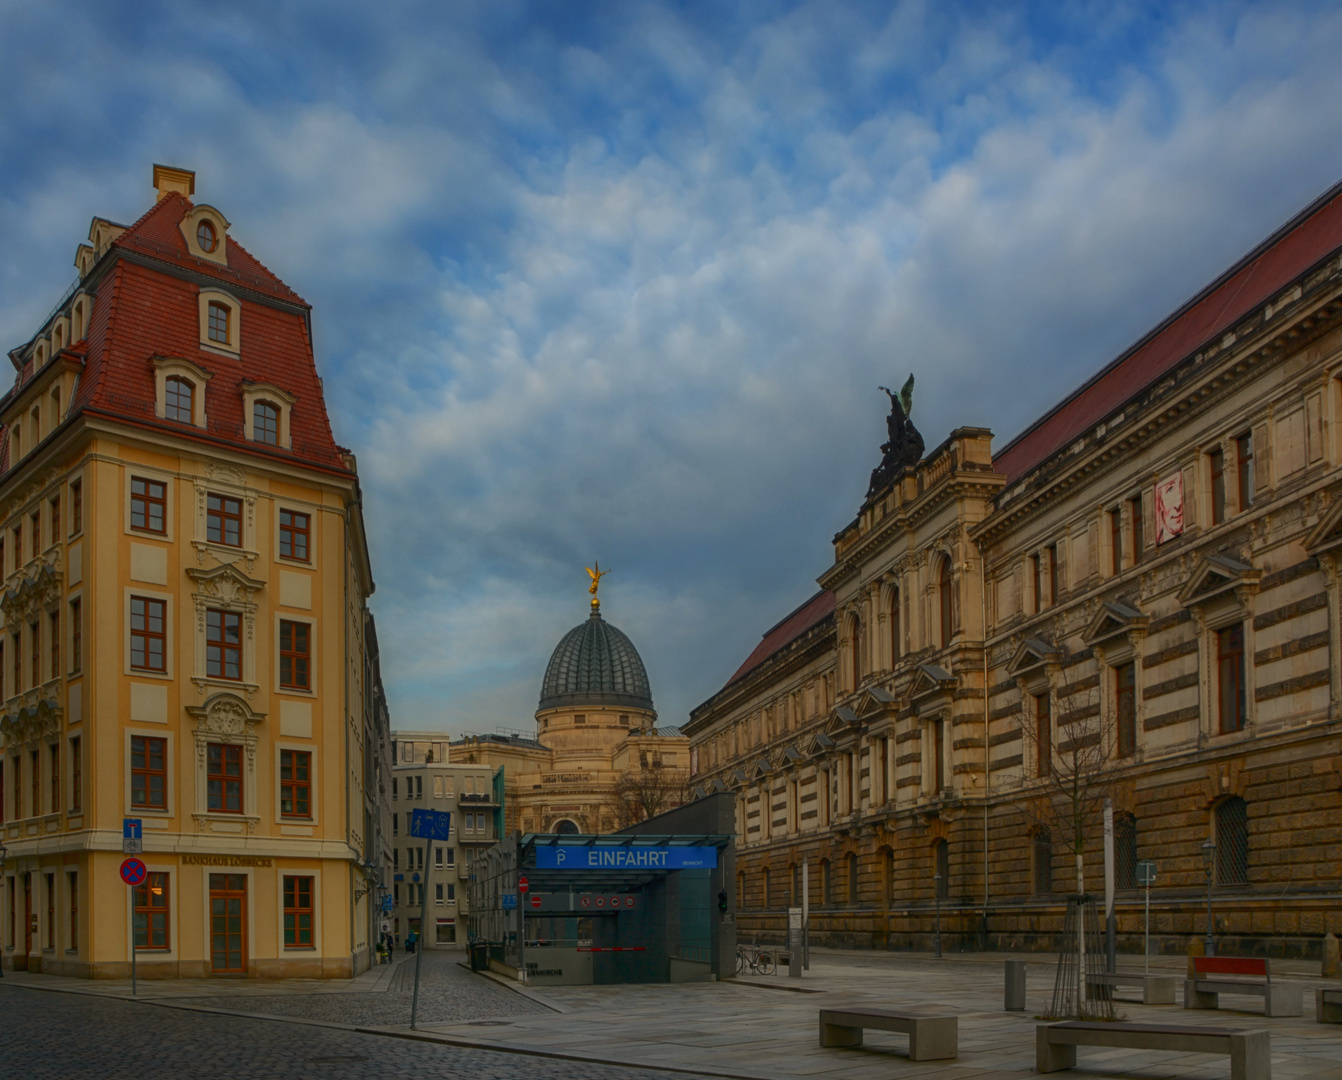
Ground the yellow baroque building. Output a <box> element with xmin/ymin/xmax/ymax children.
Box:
<box><xmin>453</xmin><ymin>597</ymin><xmax>690</xmax><ymax>837</ymax></box>
<box><xmin>0</xmin><ymin>166</ymin><xmax>384</xmax><ymax>979</ymax></box>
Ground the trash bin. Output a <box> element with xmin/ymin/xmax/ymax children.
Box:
<box><xmin>470</xmin><ymin>942</ymin><xmax>490</xmax><ymax>972</ymax></box>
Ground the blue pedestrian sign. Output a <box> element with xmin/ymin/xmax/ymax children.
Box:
<box><xmin>502</xmin><ymin>893</ymin><xmax>518</xmax><ymax>910</ymax></box>
<box><xmin>123</xmin><ymin>818</ymin><xmax>143</xmax><ymax>855</ymax></box>
<box><xmin>410</xmin><ymin>808</ymin><xmax>452</xmax><ymax>840</ymax></box>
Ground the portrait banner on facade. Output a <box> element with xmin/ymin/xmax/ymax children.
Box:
<box><xmin>1154</xmin><ymin>471</ymin><xmax>1184</xmax><ymax>544</ymax></box>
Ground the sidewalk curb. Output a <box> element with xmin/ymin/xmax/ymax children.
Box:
<box><xmin>457</xmin><ymin>961</ymin><xmax>570</xmax><ymax>1013</ymax></box>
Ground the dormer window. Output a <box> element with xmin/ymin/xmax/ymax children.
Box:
<box><xmin>164</xmin><ymin>377</ymin><xmax>194</xmax><ymax>423</ymax></box>
<box><xmin>197</xmin><ymin>220</ymin><xmax>218</xmax><ymax>253</ymax></box>
<box><xmin>254</xmin><ymin>401</ymin><xmax>279</xmax><ymax>445</ymax></box>
<box><xmin>198</xmin><ymin>290</ymin><xmax>239</xmax><ymax>355</ymax></box>
<box><xmin>208</xmin><ymin>303</ymin><xmax>230</xmax><ymax>344</ymax></box>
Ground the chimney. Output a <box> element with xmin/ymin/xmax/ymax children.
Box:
<box><xmin>152</xmin><ymin>164</ymin><xmax>196</xmax><ymax>201</ymax></box>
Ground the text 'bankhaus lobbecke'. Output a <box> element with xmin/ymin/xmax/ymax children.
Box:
<box><xmin>687</xmin><ymin>181</ymin><xmax>1342</xmax><ymax>959</ymax></box>
<box><xmin>0</xmin><ymin>166</ymin><xmax>387</xmax><ymax>979</ymax></box>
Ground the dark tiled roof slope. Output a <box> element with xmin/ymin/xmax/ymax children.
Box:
<box><xmin>725</xmin><ymin>589</ymin><xmax>834</xmax><ymax>688</ymax></box>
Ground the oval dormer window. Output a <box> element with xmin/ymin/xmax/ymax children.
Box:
<box><xmin>197</xmin><ymin>220</ymin><xmax>218</xmax><ymax>253</ymax></box>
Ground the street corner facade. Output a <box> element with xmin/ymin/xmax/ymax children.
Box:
<box><xmin>0</xmin><ymin>164</ymin><xmax>391</xmax><ymax>980</ymax></box>
<box><xmin>686</xmin><ymin>181</ymin><xmax>1342</xmax><ymax>960</ymax></box>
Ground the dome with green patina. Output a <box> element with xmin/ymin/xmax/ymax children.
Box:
<box><xmin>539</xmin><ymin>609</ymin><xmax>654</xmax><ymax>713</ymax></box>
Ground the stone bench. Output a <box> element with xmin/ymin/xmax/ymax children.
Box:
<box><xmin>1318</xmin><ymin>987</ymin><xmax>1342</xmax><ymax>1024</ymax></box>
<box><xmin>1185</xmin><ymin>957</ymin><xmax>1302</xmax><ymax>1017</ymax></box>
<box><xmin>1037</xmin><ymin>1021</ymin><xmax>1270</xmax><ymax>1080</ymax></box>
<box><xmin>818</xmin><ymin>1007</ymin><xmax>957</xmax><ymax>1061</ymax></box>
<box><xmin>1085</xmin><ymin>971</ymin><xmax>1180</xmax><ymax>1005</ymax></box>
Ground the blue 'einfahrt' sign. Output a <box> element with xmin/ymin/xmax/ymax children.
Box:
<box><xmin>536</xmin><ymin>846</ymin><xmax>718</xmax><ymax>870</ymax></box>
<box><xmin>410</xmin><ymin>808</ymin><xmax>452</xmax><ymax>840</ymax></box>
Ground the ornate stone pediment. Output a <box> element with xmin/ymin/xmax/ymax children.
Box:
<box><xmin>852</xmin><ymin>686</ymin><xmax>898</xmax><ymax>721</ymax></box>
<box><xmin>908</xmin><ymin>662</ymin><xmax>957</xmax><ymax>718</ymax></box>
<box><xmin>1177</xmin><ymin>552</ymin><xmax>1261</xmax><ymax>608</ymax></box>
<box><xmin>186</xmin><ymin>562</ymin><xmax>265</xmax><ymax>605</ymax></box>
<box><xmin>825</xmin><ymin>706</ymin><xmax>863</xmax><ymax>737</ymax></box>
<box><xmin>1007</xmin><ymin>636</ymin><xmax>1063</xmax><ymax>679</ymax></box>
<box><xmin>186</xmin><ymin>693</ymin><xmax>267</xmax><ymax>834</ymax></box>
<box><xmin>1081</xmin><ymin>600</ymin><xmax>1148</xmax><ymax>648</ymax></box>
<box><xmin>1304</xmin><ymin>493</ymin><xmax>1342</xmax><ymax>559</ymax></box>
<box><xmin>805</xmin><ymin>731</ymin><xmax>836</xmax><ymax>757</ymax></box>
<box><xmin>0</xmin><ymin>684</ymin><xmax>62</xmax><ymax>749</ymax></box>
<box><xmin>0</xmin><ymin>552</ymin><xmax>63</xmax><ymax>624</ymax></box>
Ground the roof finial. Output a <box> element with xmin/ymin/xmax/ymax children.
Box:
<box><xmin>585</xmin><ymin>561</ymin><xmax>610</xmax><ymax>613</ymax></box>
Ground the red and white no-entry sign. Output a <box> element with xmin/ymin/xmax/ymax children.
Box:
<box><xmin>518</xmin><ymin>875</ymin><xmax>529</xmax><ymax>893</ymax></box>
<box><xmin>579</xmin><ymin>895</ymin><xmax>591</xmax><ymax>909</ymax></box>
<box><xmin>529</xmin><ymin>893</ymin><xmax>543</xmax><ymax>909</ymax></box>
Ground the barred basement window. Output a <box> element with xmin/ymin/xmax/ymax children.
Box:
<box><xmin>1215</xmin><ymin>797</ymin><xmax>1249</xmax><ymax>886</ymax></box>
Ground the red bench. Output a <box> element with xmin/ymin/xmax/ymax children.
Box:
<box><xmin>1185</xmin><ymin>957</ymin><xmax>1302</xmax><ymax>1017</ymax></box>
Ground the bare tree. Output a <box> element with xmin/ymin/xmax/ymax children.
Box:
<box><xmin>604</xmin><ymin>766</ymin><xmax>694</xmax><ymax>828</ymax></box>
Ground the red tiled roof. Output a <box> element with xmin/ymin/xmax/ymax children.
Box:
<box><xmin>725</xmin><ymin>590</ymin><xmax>835</xmax><ymax>688</ymax></box>
<box><xmin>994</xmin><ymin>179</ymin><xmax>1342</xmax><ymax>482</ymax></box>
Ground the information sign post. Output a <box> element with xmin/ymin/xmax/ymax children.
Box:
<box><xmin>120</xmin><ymin>857</ymin><xmax>148</xmax><ymax>996</ymax></box>
<box><xmin>1137</xmin><ymin>860</ymin><xmax>1157</xmax><ymax>974</ymax></box>
<box><xmin>518</xmin><ymin>875</ymin><xmax>529</xmax><ymax>984</ymax></box>
<box><xmin>408</xmin><ymin>809</ymin><xmax>451</xmax><ymax>1028</ymax></box>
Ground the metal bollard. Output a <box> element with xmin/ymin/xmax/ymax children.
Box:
<box><xmin>1005</xmin><ymin>958</ymin><xmax>1027</xmax><ymax>1010</ymax></box>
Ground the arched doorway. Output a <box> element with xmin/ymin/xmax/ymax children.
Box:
<box><xmin>552</xmin><ymin>819</ymin><xmax>580</xmax><ymax>835</ymax></box>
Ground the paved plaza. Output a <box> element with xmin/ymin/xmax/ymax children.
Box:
<box><xmin>2</xmin><ymin>948</ymin><xmax>1340</xmax><ymax>1079</ymax></box>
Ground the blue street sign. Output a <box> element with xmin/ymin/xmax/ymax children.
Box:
<box><xmin>381</xmin><ymin>895</ymin><xmax>394</xmax><ymax>913</ymax></box>
<box><xmin>394</xmin><ymin>873</ymin><xmax>404</xmax><ymax>882</ymax></box>
<box><xmin>502</xmin><ymin>893</ymin><xmax>518</xmax><ymax>910</ymax></box>
<box><xmin>536</xmin><ymin>846</ymin><xmax>718</xmax><ymax>870</ymax></box>
<box><xmin>412</xmin><ymin>873</ymin><xmax>420</xmax><ymax>883</ymax></box>
<box><xmin>410</xmin><ymin>808</ymin><xmax>452</xmax><ymax>840</ymax></box>
<box><xmin>123</xmin><ymin>819</ymin><xmax>142</xmax><ymax>840</ymax></box>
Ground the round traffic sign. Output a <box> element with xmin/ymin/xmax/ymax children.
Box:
<box><xmin>579</xmin><ymin>895</ymin><xmax>591</xmax><ymax>909</ymax></box>
<box><xmin>120</xmin><ymin>857</ymin><xmax>147</xmax><ymax>886</ymax></box>
<box><xmin>608</xmin><ymin>896</ymin><xmax>619</xmax><ymax>908</ymax></box>
<box><xmin>596</xmin><ymin>896</ymin><xmax>606</xmax><ymax>908</ymax></box>
<box><xmin>529</xmin><ymin>893</ymin><xmax>542</xmax><ymax>909</ymax></box>
<box><xmin>518</xmin><ymin>875</ymin><xmax>529</xmax><ymax>894</ymax></box>
<box><xmin>623</xmin><ymin>895</ymin><xmax>635</xmax><ymax>908</ymax></box>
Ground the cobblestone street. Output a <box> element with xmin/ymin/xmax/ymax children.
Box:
<box><xmin>169</xmin><ymin>949</ymin><xmax>550</xmax><ymax>1026</ymax></box>
<box><xmin>0</xmin><ymin>980</ymin><xmax>689</xmax><ymax>1080</ymax></box>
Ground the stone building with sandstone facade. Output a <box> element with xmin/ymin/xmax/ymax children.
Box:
<box><xmin>686</xmin><ymin>181</ymin><xmax>1342</xmax><ymax>958</ymax></box>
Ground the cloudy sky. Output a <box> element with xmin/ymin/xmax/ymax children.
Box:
<box><xmin>3</xmin><ymin>1</ymin><xmax>1342</xmax><ymax>734</ymax></box>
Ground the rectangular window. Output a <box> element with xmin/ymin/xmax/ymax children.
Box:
<box><xmin>49</xmin><ymin>742</ymin><xmax>59</xmax><ymax>813</ymax></box>
<box><xmin>207</xmin><ymin>743</ymin><xmax>243</xmax><ymax>813</ymax></box>
<box><xmin>1236</xmin><ymin>432</ymin><xmax>1255</xmax><ymax>511</ymax></box>
<box><xmin>208</xmin><ymin>301</ymin><xmax>230</xmax><ymax>344</ymax></box>
<box><xmin>11</xmin><ymin>632</ymin><xmax>19</xmax><ymax>691</ymax></box>
<box><xmin>130</xmin><ymin>597</ymin><xmax>167</xmax><ymax>671</ymax></box>
<box><xmin>1115</xmin><ymin>662</ymin><xmax>1136</xmax><ymax>758</ymax></box>
<box><xmin>435</xmin><ymin>883</ymin><xmax>444</xmax><ymax>904</ymax></box>
<box><xmin>0</xmin><ymin>638</ymin><xmax>5</xmax><ymax>698</ymax></box>
<box><xmin>70</xmin><ymin>736</ymin><xmax>81</xmax><ymax>813</ymax></box>
<box><xmin>283</xmin><ymin>876</ymin><xmax>314</xmax><ymax>948</ymax></box>
<box><xmin>46</xmin><ymin>873</ymin><xmax>54</xmax><ymax>949</ymax></box>
<box><xmin>206</xmin><ymin>493</ymin><xmax>242</xmax><ymax>547</ymax></box>
<box><xmin>1129</xmin><ymin>495</ymin><xmax>1144</xmax><ymax>565</ymax></box>
<box><xmin>133</xmin><ymin>872</ymin><xmax>169</xmax><ymax>949</ymax></box>
<box><xmin>0</xmin><ymin>538</ymin><xmax>4</xmax><ymax>578</ymax></box>
<box><xmin>11</xmin><ymin>525</ymin><xmax>19</xmax><ymax>568</ymax></box>
<box><xmin>933</xmin><ymin>720</ymin><xmax>945</xmax><ymax>791</ymax></box>
<box><xmin>70</xmin><ymin>479</ymin><xmax>82</xmax><ymax>535</ymax></box>
<box><xmin>1030</xmin><ymin>553</ymin><xmax>1042</xmax><ymax>613</ymax></box>
<box><xmin>394</xmin><ymin>884</ymin><xmax>400</xmax><ymax>906</ymax></box>
<box><xmin>0</xmin><ymin>759</ymin><xmax>4</xmax><ymax>825</ymax></box>
<box><xmin>68</xmin><ymin>871</ymin><xmax>77</xmax><ymax>949</ymax></box>
<box><xmin>30</xmin><ymin>511</ymin><xmax>40</xmax><ymax>559</ymax></box>
<box><xmin>206</xmin><ymin>609</ymin><xmax>242</xmax><ymax>680</ymax></box>
<box><xmin>130</xmin><ymin>477</ymin><xmax>167</xmax><ymax>534</ymax></box>
<box><xmin>280</xmin><ymin>749</ymin><xmax>311</xmax><ymax>818</ymax></box>
<box><xmin>30</xmin><ymin>621</ymin><xmax>40</xmax><ymax>686</ymax></box>
<box><xmin>69</xmin><ymin>598</ymin><xmax>81</xmax><ymax>674</ymax></box>
<box><xmin>1047</xmin><ymin>544</ymin><xmax>1059</xmax><ymax>605</ymax></box>
<box><xmin>279</xmin><ymin>510</ymin><xmax>310</xmax><ymax>562</ymax></box>
<box><xmin>1217</xmin><ymin>624</ymin><xmax>1246</xmax><ymax>734</ymax></box>
<box><xmin>11</xmin><ymin>755</ymin><xmax>20</xmax><ymax>819</ymax></box>
<box><xmin>434</xmin><ymin>847</ymin><xmax>443</xmax><ymax>868</ymax></box>
<box><xmin>131</xmin><ymin>735</ymin><xmax>167</xmax><ymax>809</ymax></box>
<box><xmin>279</xmin><ymin>620</ymin><xmax>310</xmax><ymax>690</ymax></box>
<box><xmin>415</xmin><ymin>775</ymin><xmax>423</xmax><ymax>799</ymax></box>
<box><xmin>1035</xmin><ymin>692</ymin><xmax>1052</xmax><ymax>778</ymax></box>
<box><xmin>445</xmin><ymin>883</ymin><xmax>455</xmax><ymax>902</ymax></box>
<box><xmin>49</xmin><ymin>496</ymin><xmax>59</xmax><ymax>545</ymax></box>
<box><xmin>445</xmin><ymin>848</ymin><xmax>455</xmax><ymax>867</ymax></box>
<box><xmin>392</xmin><ymin>813</ymin><xmax>398</xmax><ymax>836</ymax></box>
<box><xmin>1209</xmin><ymin>448</ymin><xmax>1226</xmax><ymax>525</ymax></box>
<box><xmin>49</xmin><ymin>610</ymin><xmax>59</xmax><ymax>680</ymax></box>
<box><xmin>31</xmin><ymin>749</ymin><xmax>41</xmax><ymax>816</ymax></box>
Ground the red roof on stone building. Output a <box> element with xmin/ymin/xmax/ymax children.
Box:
<box><xmin>725</xmin><ymin>589</ymin><xmax>835</xmax><ymax>688</ymax></box>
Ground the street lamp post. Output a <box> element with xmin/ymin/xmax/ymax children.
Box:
<box><xmin>933</xmin><ymin>873</ymin><xmax>942</xmax><ymax>958</ymax></box>
<box><xmin>1201</xmin><ymin>838</ymin><xmax>1216</xmax><ymax>959</ymax></box>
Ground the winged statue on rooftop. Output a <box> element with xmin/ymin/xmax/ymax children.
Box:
<box><xmin>867</xmin><ymin>373</ymin><xmax>925</xmax><ymax>498</ymax></box>
<box><xmin>586</xmin><ymin>562</ymin><xmax>610</xmax><ymax>610</ymax></box>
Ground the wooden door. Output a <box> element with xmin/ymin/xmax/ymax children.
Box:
<box><xmin>209</xmin><ymin>873</ymin><xmax>247</xmax><ymax>974</ymax></box>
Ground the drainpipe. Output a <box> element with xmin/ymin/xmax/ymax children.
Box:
<box><xmin>979</xmin><ymin>542</ymin><xmax>991</xmax><ymax>950</ymax></box>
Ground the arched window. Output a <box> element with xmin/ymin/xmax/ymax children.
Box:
<box><xmin>934</xmin><ymin>839</ymin><xmax>949</xmax><ymax>900</ymax></box>
<box><xmin>1215</xmin><ymin>797</ymin><xmax>1249</xmax><ymax>886</ymax></box>
<box><xmin>890</xmin><ymin>586</ymin><xmax>901</xmax><ymax>666</ymax></box>
<box><xmin>164</xmin><ymin>377</ymin><xmax>193</xmax><ymax>423</ymax></box>
<box><xmin>197</xmin><ymin>220</ymin><xmax>218</xmax><ymax>253</ymax></box>
<box><xmin>253</xmin><ymin>400</ymin><xmax>279</xmax><ymax>445</ymax></box>
<box><xmin>849</xmin><ymin>616</ymin><xmax>861</xmax><ymax>690</ymax></box>
<box><xmin>939</xmin><ymin>559</ymin><xmax>953</xmax><ymax>647</ymax></box>
<box><xmin>847</xmin><ymin>852</ymin><xmax>859</xmax><ymax>904</ymax></box>
<box><xmin>552</xmin><ymin>818</ymin><xmax>579</xmax><ymax>835</ymax></box>
<box><xmin>207</xmin><ymin>301</ymin><xmax>230</xmax><ymax>344</ymax></box>
<box><xmin>1115</xmin><ymin>812</ymin><xmax>1138</xmax><ymax>890</ymax></box>
<box><xmin>1033</xmin><ymin>828</ymin><xmax>1053</xmax><ymax>895</ymax></box>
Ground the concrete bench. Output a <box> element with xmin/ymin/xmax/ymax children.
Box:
<box><xmin>1318</xmin><ymin>987</ymin><xmax>1342</xmax><ymax>1024</ymax></box>
<box><xmin>818</xmin><ymin>1007</ymin><xmax>957</xmax><ymax>1060</ymax></box>
<box><xmin>1037</xmin><ymin>1021</ymin><xmax>1270</xmax><ymax>1080</ymax></box>
<box><xmin>1184</xmin><ymin>957</ymin><xmax>1303</xmax><ymax>1017</ymax></box>
<box><xmin>1085</xmin><ymin>971</ymin><xmax>1179</xmax><ymax>1005</ymax></box>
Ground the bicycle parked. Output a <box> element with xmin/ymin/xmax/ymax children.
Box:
<box><xmin>735</xmin><ymin>942</ymin><xmax>777</xmax><ymax>975</ymax></box>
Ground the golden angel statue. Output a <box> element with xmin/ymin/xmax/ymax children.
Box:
<box><xmin>586</xmin><ymin>562</ymin><xmax>610</xmax><ymax>598</ymax></box>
